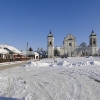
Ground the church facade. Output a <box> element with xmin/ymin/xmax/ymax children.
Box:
<box><xmin>47</xmin><ymin>30</ymin><xmax>98</xmax><ymax>58</ymax></box>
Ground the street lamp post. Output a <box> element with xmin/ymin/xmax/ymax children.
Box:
<box><xmin>26</xmin><ymin>42</ymin><xmax>28</xmax><ymax>60</ymax></box>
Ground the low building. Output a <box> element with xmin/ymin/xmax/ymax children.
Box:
<box><xmin>34</xmin><ymin>52</ymin><xmax>39</xmax><ymax>60</ymax></box>
<box><xmin>0</xmin><ymin>44</ymin><xmax>23</xmax><ymax>59</ymax></box>
<box><xmin>0</xmin><ymin>48</ymin><xmax>9</xmax><ymax>59</ymax></box>
<box><xmin>22</xmin><ymin>51</ymin><xmax>39</xmax><ymax>60</ymax></box>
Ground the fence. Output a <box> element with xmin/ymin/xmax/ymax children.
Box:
<box><xmin>0</xmin><ymin>58</ymin><xmax>31</xmax><ymax>63</ymax></box>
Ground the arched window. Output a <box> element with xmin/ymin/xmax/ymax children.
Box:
<box><xmin>50</xmin><ymin>41</ymin><xmax>52</xmax><ymax>45</ymax></box>
<box><xmin>93</xmin><ymin>41</ymin><xmax>95</xmax><ymax>44</ymax></box>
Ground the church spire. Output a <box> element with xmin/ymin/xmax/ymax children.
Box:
<box><xmin>50</xmin><ymin>29</ymin><xmax>52</xmax><ymax>34</ymax></box>
<box><xmin>90</xmin><ymin>29</ymin><xmax>96</xmax><ymax>37</ymax></box>
<box><xmin>48</xmin><ymin>30</ymin><xmax>53</xmax><ymax>37</ymax></box>
<box><xmin>92</xmin><ymin>28</ymin><xmax>94</xmax><ymax>33</ymax></box>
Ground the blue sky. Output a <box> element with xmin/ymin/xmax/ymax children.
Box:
<box><xmin>0</xmin><ymin>0</ymin><xmax>100</xmax><ymax>51</ymax></box>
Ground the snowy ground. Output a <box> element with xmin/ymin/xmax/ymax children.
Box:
<box><xmin>0</xmin><ymin>57</ymin><xmax>100</xmax><ymax>100</ymax></box>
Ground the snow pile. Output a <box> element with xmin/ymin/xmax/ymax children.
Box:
<box><xmin>50</xmin><ymin>63</ymin><xmax>57</xmax><ymax>67</ymax></box>
<box><xmin>71</xmin><ymin>61</ymin><xmax>92</xmax><ymax>66</ymax></box>
<box><xmin>57</xmin><ymin>61</ymin><xmax>70</xmax><ymax>66</ymax></box>
<box><xmin>82</xmin><ymin>60</ymin><xmax>100</xmax><ymax>66</ymax></box>
<box><xmin>26</xmin><ymin>61</ymin><xmax>49</xmax><ymax>67</ymax></box>
<box><xmin>23</xmin><ymin>61</ymin><xmax>49</xmax><ymax>70</ymax></box>
<box><xmin>36</xmin><ymin>62</ymin><xmax>49</xmax><ymax>67</ymax></box>
<box><xmin>91</xmin><ymin>60</ymin><xmax>100</xmax><ymax>66</ymax></box>
<box><xmin>23</xmin><ymin>61</ymin><xmax>37</xmax><ymax>70</ymax></box>
<box><xmin>27</xmin><ymin>61</ymin><xmax>37</xmax><ymax>67</ymax></box>
<box><xmin>86</xmin><ymin>56</ymin><xmax>93</xmax><ymax>58</ymax></box>
<box><xmin>56</xmin><ymin>60</ymin><xmax>100</xmax><ymax>67</ymax></box>
<box><xmin>24</xmin><ymin>60</ymin><xmax>100</xmax><ymax>69</ymax></box>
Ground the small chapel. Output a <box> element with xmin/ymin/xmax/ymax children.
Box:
<box><xmin>47</xmin><ymin>30</ymin><xmax>98</xmax><ymax>58</ymax></box>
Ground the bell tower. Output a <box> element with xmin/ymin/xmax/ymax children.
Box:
<box><xmin>89</xmin><ymin>29</ymin><xmax>98</xmax><ymax>55</ymax></box>
<box><xmin>89</xmin><ymin>30</ymin><xmax>97</xmax><ymax>47</ymax></box>
<box><xmin>47</xmin><ymin>31</ymin><xmax>54</xmax><ymax>58</ymax></box>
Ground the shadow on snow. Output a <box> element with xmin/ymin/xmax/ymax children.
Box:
<box><xmin>0</xmin><ymin>97</ymin><xmax>19</xmax><ymax>100</ymax></box>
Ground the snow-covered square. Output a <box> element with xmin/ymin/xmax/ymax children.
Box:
<box><xmin>0</xmin><ymin>57</ymin><xmax>100</xmax><ymax>100</ymax></box>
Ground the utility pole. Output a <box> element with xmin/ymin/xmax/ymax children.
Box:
<box><xmin>26</xmin><ymin>42</ymin><xmax>28</xmax><ymax>60</ymax></box>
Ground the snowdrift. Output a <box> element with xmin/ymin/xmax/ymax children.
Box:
<box><xmin>86</xmin><ymin>56</ymin><xmax>93</xmax><ymax>58</ymax></box>
<box><xmin>23</xmin><ymin>59</ymin><xmax>100</xmax><ymax>70</ymax></box>
<box><xmin>23</xmin><ymin>61</ymin><xmax>50</xmax><ymax>70</ymax></box>
<box><xmin>57</xmin><ymin>60</ymin><xmax>100</xmax><ymax>66</ymax></box>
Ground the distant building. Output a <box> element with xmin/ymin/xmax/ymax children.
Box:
<box><xmin>34</xmin><ymin>52</ymin><xmax>39</xmax><ymax>60</ymax></box>
<box><xmin>0</xmin><ymin>44</ymin><xmax>23</xmax><ymax>59</ymax></box>
<box><xmin>47</xmin><ymin>30</ymin><xmax>98</xmax><ymax>58</ymax></box>
<box><xmin>22</xmin><ymin>51</ymin><xmax>39</xmax><ymax>60</ymax></box>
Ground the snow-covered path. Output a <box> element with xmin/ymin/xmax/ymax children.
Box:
<box><xmin>0</xmin><ymin>57</ymin><xmax>100</xmax><ymax>100</ymax></box>
<box><xmin>0</xmin><ymin>61</ymin><xmax>29</xmax><ymax>71</ymax></box>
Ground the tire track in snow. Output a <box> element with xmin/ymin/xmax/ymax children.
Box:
<box><xmin>31</xmin><ymin>73</ymin><xmax>70</xmax><ymax>100</ymax></box>
<box><xmin>66</xmin><ymin>73</ymin><xmax>98</xmax><ymax>100</ymax></box>
<box><xmin>32</xmin><ymin>71</ymin><xmax>82</xmax><ymax>100</ymax></box>
<box><xmin>67</xmin><ymin>74</ymin><xmax>81</xmax><ymax>100</ymax></box>
<box><xmin>60</xmin><ymin>66</ymin><xmax>100</xmax><ymax>100</ymax></box>
<box><xmin>51</xmin><ymin>73</ymin><xmax>72</xmax><ymax>99</ymax></box>
<box><xmin>36</xmin><ymin>82</ymin><xmax>53</xmax><ymax>100</ymax></box>
<box><xmin>28</xmin><ymin>75</ymin><xmax>53</xmax><ymax>100</ymax></box>
<box><xmin>54</xmin><ymin>72</ymin><xmax>81</xmax><ymax>100</ymax></box>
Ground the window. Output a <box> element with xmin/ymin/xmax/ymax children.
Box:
<box><xmin>50</xmin><ymin>41</ymin><xmax>52</xmax><ymax>45</ymax></box>
<box><xmin>93</xmin><ymin>41</ymin><xmax>95</xmax><ymax>44</ymax></box>
<box><xmin>69</xmin><ymin>43</ymin><xmax>72</xmax><ymax>46</ymax></box>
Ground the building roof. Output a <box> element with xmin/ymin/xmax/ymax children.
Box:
<box><xmin>34</xmin><ymin>52</ymin><xmax>39</xmax><ymax>55</ymax></box>
<box><xmin>0</xmin><ymin>44</ymin><xmax>23</xmax><ymax>54</ymax></box>
<box><xmin>5</xmin><ymin>45</ymin><xmax>22</xmax><ymax>54</ymax></box>
<box><xmin>90</xmin><ymin>30</ymin><xmax>96</xmax><ymax>37</ymax></box>
<box><xmin>47</xmin><ymin>31</ymin><xmax>53</xmax><ymax>37</ymax></box>
<box><xmin>22</xmin><ymin>51</ymin><xmax>39</xmax><ymax>56</ymax></box>
<box><xmin>0</xmin><ymin>48</ymin><xmax>9</xmax><ymax>54</ymax></box>
<box><xmin>65</xmin><ymin>34</ymin><xmax>76</xmax><ymax>40</ymax></box>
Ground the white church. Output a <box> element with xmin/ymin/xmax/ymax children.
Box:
<box><xmin>47</xmin><ymin>30</ymin><xmax>98</xmax><ymax>58</ymax></box>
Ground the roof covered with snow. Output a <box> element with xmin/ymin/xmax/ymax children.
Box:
<box><xmin>0</xmin><ymin>44</ymin><xmax>23</xmax><ymax>54</ymax></box>
<box><xmin>34</xmin><ymin>52</ymin><xmax>39</xmax><ymax>55</ymax></box>
<box><xmin>0</xmin><ymin>48</ymin><xmax>9</xmax><ymax>54</ymax></box>
<box><xmin>5</xmin><ymin>45</ymin><xmax>22</xmax><ymax>54</ymax></box>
